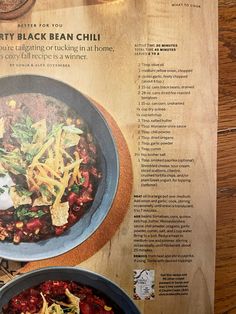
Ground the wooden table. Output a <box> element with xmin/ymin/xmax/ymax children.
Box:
<box><xmin>216</xmin><ymin>1</ymin><xmax>236</xmax><ymax>313</ymax></box>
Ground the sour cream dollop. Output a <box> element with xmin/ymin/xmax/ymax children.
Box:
<box><xmin>0</xmin><ymin>174</ymin><xmax>14</xmax><ymax>210</ymax></box>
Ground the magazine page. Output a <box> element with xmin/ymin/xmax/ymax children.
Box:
<box><xmin>0</xmin><ymin>1</ymin><xmax>217</xmax><ymax>313</ymax></box>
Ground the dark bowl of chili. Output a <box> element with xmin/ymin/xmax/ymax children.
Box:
<box><xmin>0</xmin><ymin>75</ymin><xmax>119</xmax><ymax>261</ymax></box>
<box><xmin>0</xmin><ymin>267</ymin><xmax>140</xmax><ymax>314</ymax></box>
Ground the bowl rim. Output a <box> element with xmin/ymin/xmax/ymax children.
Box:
<box><xmin>0</xmin><ymin>266</ymin><xmax>141</xmax><ymax>313</ymax></box>
<box><xmin>0</xmin><ymin>74</ymin><xmax>120</xmax><ymax>261</ymax></box>
<box><xmin>0</xmin><ymin>0</ymin><xmax>36</xmax><ymax>20</ymax></box>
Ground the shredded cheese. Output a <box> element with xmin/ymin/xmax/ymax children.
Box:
<box><xmin>26</xmin><ymin>176</ymin><xmax>40</xmax><ymax>190</ymax></box>
<box><xmin>26</xmin><ymin>125</ymin><xmax>84</xmax><ymax>226</ymax></box>
<box><xmin>54</xmin><ymin>128</ymin><xmax>62</xmax><ymax>172</ymax></box>
<box><xmin>39</xmin><ymin>293</ymin><xmax>49</xmax><ymax>314</ymax></box>
<box><xmin>31</xmin><ymin>137</ymin><xmax>55</xmax><ymax>168</ymax></box>
<box><xmin>64</xmin><ymin>159</ymin><xmax>83</xmax><ymax>172</ymax></box>
<box><xmin>60</xmin><ymin>148</ymin><xmax>73</xmax><ymax>160</ymax></box>
<box><xmin>65</xmin><ymin>289</ymin><xmax>80</xmax><ymax>313</ymax></box>
<box><xmin>36</xmin><ymin>163</ymin><xmax>61</xmax><ymax>180</ymax></box>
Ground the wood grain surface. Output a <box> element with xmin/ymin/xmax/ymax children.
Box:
<box><xmin>216</xmin><ymin>1</ymin><xmax>236</xmax><ymax>313</ymax></box>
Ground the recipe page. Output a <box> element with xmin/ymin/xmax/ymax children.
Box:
<box><xmin>0</xmin><ymin>0</ymin><xmax>217</xmax><ymax>313</ymax></box>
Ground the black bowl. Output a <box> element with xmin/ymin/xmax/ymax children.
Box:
<box><xmin>0</xmin><ymin>75</ymin><xmax>119</xmax><ymax>261</ymax></box>
<box><xmin>0</xmin><ymin>267</ymin><xmax>140</xmax><ymax>313</ymax></box>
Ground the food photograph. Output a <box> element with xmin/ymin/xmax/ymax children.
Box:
<box><xmin>0</xmin><ymin>75</ymin><xmax>119</xmax><ymax>261</ymax></box>
<box><xmin>0</xmin><ymin>267</ymin><xmax>140</xmax><ymax>313</ymax></box>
